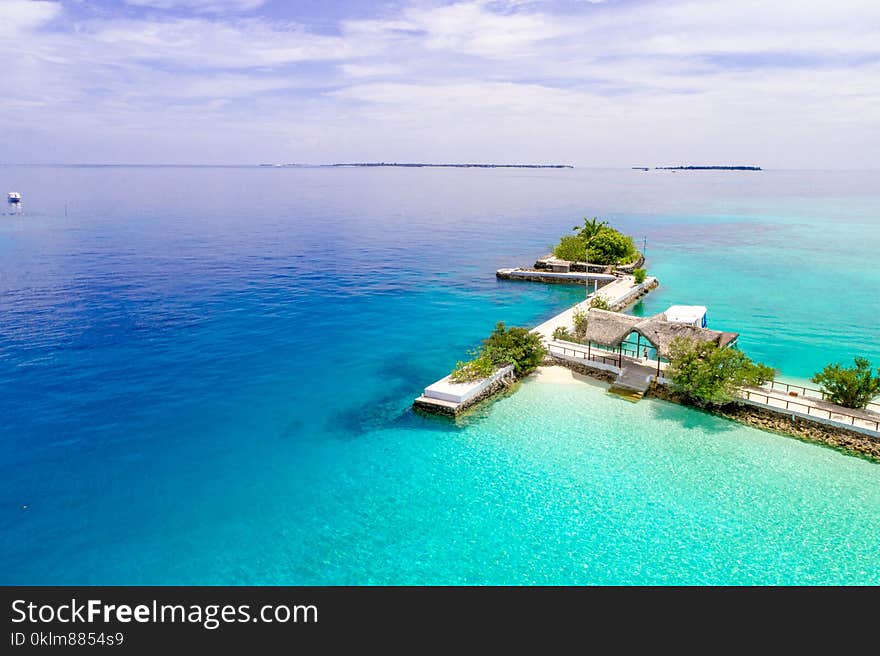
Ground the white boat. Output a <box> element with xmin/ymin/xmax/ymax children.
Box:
<box><xmin>7</xmin><ymin>192</ymin><xmax>21</xmax><ymax>204</ymax></box>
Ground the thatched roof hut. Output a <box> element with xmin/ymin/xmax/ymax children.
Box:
<box><xmin>581</xmin><ymin>309</ymin><xmax>642</xmax><ymax>347</ymax></box>
<box><xmin>579</xmin><ymin>308</ymin><xmax>739</xmax><ymax>358</ymax></box>
<box><xmin>634</xmin><ymin>316</ymin><xmax>736</xmax><ymax>358</ymax></box>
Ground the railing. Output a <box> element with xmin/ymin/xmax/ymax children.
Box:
<box><xmin>548</xmin><ymin>342</ymin><xmax>621</xmax><ymax>367</ymax></box>
<box><xmin>739</xmin><ymin>389</ymin><xmax>880</xmax><ymax>433</ymax></box>
<box><xmin>760</xmin><ymin>379</ymin><xmax>880</xmax><ymax>413</ymax></box>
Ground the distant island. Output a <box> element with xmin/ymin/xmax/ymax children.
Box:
<box><xmin>260</xmin><ymin>163</ymin><xmax>573</xmax><ymax>169</ymax></box>
<box><xmin>654</xmin><ymin>165</ymin><xmax>762</xmax><ymax>171</ymax></box>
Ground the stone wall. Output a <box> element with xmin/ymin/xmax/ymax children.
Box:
<box><xmin>608</xmin><ymin>278</ymin><xmax>658</xmax><ymax>311</ymax></box>
<box><xmin>535</xmin><ymin>252</ymin><xmax>645</xmax><ymax>273</ymax></box>
<box><xmin>547</xmin><ymin>355</ymin><xmax>618</xmax><ymax>383</ymax></box>
<box><xmin>413</xmin><ymin>368</ymin><xmax>518</xmax><ymax>417</ymax></box>
<box><xmin>648</xmin><ymin>384</ymin><xmax>880</xmax><ymax>461</ymax></box>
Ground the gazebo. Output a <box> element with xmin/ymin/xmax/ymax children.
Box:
<box><xmin>578</xmin><ymin>308</ymin><xmax>739</xmax><ymax>375</ymax></box>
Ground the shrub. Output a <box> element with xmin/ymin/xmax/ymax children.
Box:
<box><xmin>553</xmin><ymin>234</ymin><xmax>585</xmax><ymax>262</ymax></box>
<box><xmin>482</xmin><ymin>322</ymin><xmax>547</xmax><ymax>376</ymax></box>
<box><xmin>666</xmin><ymin>338</ymin><xmax>776</xmax><ymax>407</ymax></box>
<box><xmin>552</xmin><ymin>326</ymin><xmax>574</xmax><ymax>342</ymax></box>
<box><xmin>552</xmin><ymin>217</ymin><xmax>639</xmax><ymax>265</ymax></box>
<box><xmin>590</xmin><ymin>296</ymin><xmax>610</xmax><ymax>310</ymax></box>
<box><xmin>633</xmin><ymin>268</ymin><xmax>647</xmax><ymax>284</ymax></box>
<box><xmin>572</xmin><ymin>308</ymin><xmax>589</xmax><ymax>340</ymax></box>
<box><xmin>811</xmin><ymin>357</ymin><xmax>880</xmax><ymax>409</ymax></box>
<box><xmin>449</xmin><ymin>322</ymin><xmax>547</xmax><ymax>381</ymax></box>
<box><xmin>449</xmin><ymin>351</ymin><xmax>496</xmax><ymax>383</ymax></box>
<box><xmin>588</xmin><ymin>229</ymin><xmax>637</xmax><ymax>265</ymax></box>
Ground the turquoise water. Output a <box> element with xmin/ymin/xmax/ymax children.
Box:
<box><xmin>1</xmin><ymin>166</ymin><xmax>878</xmax><ymax>584</ymax></box>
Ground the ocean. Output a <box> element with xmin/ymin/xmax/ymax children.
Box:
<box><xmin>1</xmin><ymin>165</ymin><xmax>878</xmax><ymax>584</ymax></box>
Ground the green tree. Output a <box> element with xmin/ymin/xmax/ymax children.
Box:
<box><xmin>667</xmin><ymin>338</ymin><xmax>776</xmax><ymax>406</ymax></box>
<box><xmin>588</xmin><ymin>230</ymin><xmax>637</xmax><ymax>265</ymax></box>
<box><xmin>573</xmin><ymin>216</ymin><xmax>609</xmax><ymax>241</ymax></box>
<box><xmin>482</xmin><ymin>322</ymin><xmax>547</xmax><ymax>376</ymax></box>
<box><xmin>633</xmin><ymin>268</ymin><xmax>647</xmax><ymax>284</ymax></box>
<box><xmin>449</xmin><ymin>322</ymin><xmax>547</xmax><ymax>381</ymax></box>
<box><xmin>553</xmin><ymin>217</ymin><xmax>639</xmax><ymax>265</ymax></box>
<box><xmin>811</xmin><ymin>357</ymin><xmax>880</xmax><ymax>409</ymax></box>
<box><xmin>553</xmin><ymin>234</ymin><xmax>586</xmax><ymax>261</ymax></box>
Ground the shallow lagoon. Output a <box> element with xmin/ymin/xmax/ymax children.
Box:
<box><xmin>1</xmin><ymin>166</ymin><xmax>878</xmax><ymax>584</ymax></box>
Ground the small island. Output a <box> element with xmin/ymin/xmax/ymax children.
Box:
<box><xmin>419</xmin><ymin>214</ymin><xmax>880</xmax><ymax>461</ymax></box>
<box><xmin>326</xmin><ymin>163</ymin><xmax>574</xmax><ymax>169</ymax></box>
<box><xmin>655</xmin><ymin>165</ymin><xmax>762</xmax><ymax>171</ymax></box>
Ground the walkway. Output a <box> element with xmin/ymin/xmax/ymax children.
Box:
<box><xmin>738</xmin><ymin>386</ymin><xmax>880</xmax><ymax>435</ymax></box>
<box><xmin>531</xmin><ymin>275</ymin><xmax>657</xmax><ymax>341</ymax></box>
<box><xmin>545</xmin><ymin>340</ymin><xmax>880</xmax><ymax>436</ymax></box>
<box><xmin>610</xmin><ymin>363</ymin><xmax>655</xmax><ymax>400</ymax></box>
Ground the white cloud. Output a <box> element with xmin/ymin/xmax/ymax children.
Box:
<box><xmin>124</xmin><ymin>0</ymin><xmax>267</xmax><ymax>13</ymax></box>
<box><xmin>88</xmin><ymin>18</ymin><xmax>365</xmax><ymax>68</ymax></box>
<box><xmin>1</xmin><ymin>0</ymin><xmax>878</xmax><ymax>166</ymax></box>
<box><xmin>0</xmin><ymin>0</ymin><xmax>61</xmax><ymax>36</ymax></box>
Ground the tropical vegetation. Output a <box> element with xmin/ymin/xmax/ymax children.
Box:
<box><xmin>552</xmin><ymin>326</ymin><xmax>574</xmax><ymax>342</ymax></box>
<box><xmin>552</xmin><ymin>216</ymin><xmax>639</xmax><ymax>265</ymax></box>
<box><xmin>666</xmin><ymin>338</ymin><xmax>775</xmax><ymax>406</ymax></box>
<box><xmin>572</xmin><ymin>308</ymin><xmax>589</xmax><ymax>340</ymax></box>
<box><xmin>812</xmin><ymin>357</ymin><xmax>880</xmax><ymax>409</ymax></box>
<box><xmin>450</xmin><ymin>322</ymin><xmax>547</xmax><ymax>382</ymax></box>
<box><xmin>633</xmin><ymin>268</ymin><xmax>647</xmax><ymax>284</ymax></box>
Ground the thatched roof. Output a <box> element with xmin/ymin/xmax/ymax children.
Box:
<box><xmin>634</xmin><ymin>315</ymin><xmax>722</xmax><ymax>358</ymax></box>
<box><xmin>582</xmin><ymin>308</ymin><xmax>739</xmax><ymax>358</ymax></box>
<box><xmin>581</xmin><ymin>309</ymin><xmax>642</xmax><ymax>347</ymax></box>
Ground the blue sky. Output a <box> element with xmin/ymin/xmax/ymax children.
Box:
<box><xmin>2</xmin><ymin>0</ymin><xmax>879</xmax><ymax>166</ymax></box>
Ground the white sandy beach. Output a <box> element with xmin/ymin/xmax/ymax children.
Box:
<box><xmin>529</xmin><ymin>365</ymin><xmax>605</xmax><ymax>387</ymax></box>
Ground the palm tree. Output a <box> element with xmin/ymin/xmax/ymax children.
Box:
<box><xmin>573</xmin><ymin>216</ymin><xmax>608</xmax><ymax>241</ymax></box>
<box><xmin>571</xmin><ymin>217</ymin><xmax>608</xmax><ymax>297</ymax></box>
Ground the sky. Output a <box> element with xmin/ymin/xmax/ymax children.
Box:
<box><xmin>2</xmin><ymin>0</ymin><xmax>879</xmax><ymax>167</ymax></box>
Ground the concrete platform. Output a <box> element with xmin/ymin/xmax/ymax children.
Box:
<box><xmin>496</xmin><ymin>268</ymin><xmax>616</xmax><ymax>284</ymax></box>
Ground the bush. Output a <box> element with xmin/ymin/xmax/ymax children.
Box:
<box><xmin>572</xmin><ymin>308</ymin><xmax>588</xmax><ymax>340</ymax></box>
<box><xmin>590</xmin><ymin>296</ymin><xmax>610</xmax><ymax>310</ymax></box>
<box><xmin>449</xmin><ymin>351</ymin><xmax>496</xmax><ymax>383</ymax></box>
<box><xmin>666</xmin><ymin>338</ymin><xmax>776</xmax><ymax>407</ymax></box>
<box><xmin>553</xmin><ymin>235</ymin><xmax>585</xmax><ymax>262</ymax></box>
<box><xmin>552</xmin><ymin>217</ymin><xmax>639</xmax><ymax>265</ymax></box>
<box><xmin>811</xmin><ymin>357</ymin><xmax>880</xmax><ymax>409</ymax></box>
<box><xmin>449</xmin><ymin>322</ymin><xmax>547</xmax><ymax>381</ymax></box>
<box><xmin>482</xmin><ymin>322</ymin><xmax>547</xmax><ymax>376</ymax></box>
<box><xmin>588</xmin><ymin>229</ymin><xmax>637</xmax><ymax>265</ymax></box>
<box><xmin>552</xmin><ymin>326</ymin><xmax>574</xmax><ymax>342</ymax></box>
<box><xmin>633</xmin><ymin>268</ymin><xmax>647</xmax><ymax>284</ymax></box>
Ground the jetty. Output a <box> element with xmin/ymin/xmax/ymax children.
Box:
<box><xmin>415</xmin><ymin>273</ymin><xmax>659</xmax><ymax>415</ymax></box>
<box><xmin>414</xmin><ymin>242</ymin><xmax>879</xmax><ymax>455</ymax></box>
<box><xmin>497</xmin><ymin>252</ymin><xmax>645</xmax><ymax>286</ymax></box>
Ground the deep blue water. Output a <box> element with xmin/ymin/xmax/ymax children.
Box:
<box><xmin>1</xmin><ymin>166</ymin><xmax>879</xmax><ymax>584</ymax></box>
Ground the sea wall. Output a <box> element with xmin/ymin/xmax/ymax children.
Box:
<box><xmin>496</xmin><ymin>269</ymin><xmax>617</xmax><ymax>285</ymax></box>
<box><xmin>534</xmin><ymin>252</ymin><xmax>645</xmax><ymax>272</ymax></box>
<box><xmin>607</xmin><ymin>277</ymin><xmax>658</xmax><ymax>311</ymax></box>
<box><xmin>648</xmin><ymin>384</ymin><xmax>880</xmax><ymax>461</ymax></box>
<box><xmin>413</xmin><ymin>367</ymin><xmax>518</xmax><ymax>417</ymax></box>
<box><xmin>546</xmin><ymin>354</ymin><xmax>618</xmax><ymax>383</ymax></box>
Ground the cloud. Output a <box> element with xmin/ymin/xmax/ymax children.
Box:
<box><xmin>345</xmin><ymin>1</ymin><xmax>575</xmax><ymax>58</ymax></box>
<box><xmin>1</xmin><ymin>0</ymin><xmax>878</xmax><ymax>166</ymax></box>
<box><xmin>0</xmin><ymin>0</ymin><xmax>61</xmax><ymax>36</ymax></box>
<box><xmin>124</xmin><ymin>0</ymin><xmax>267</xmax><ymax>13</ymax></box>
